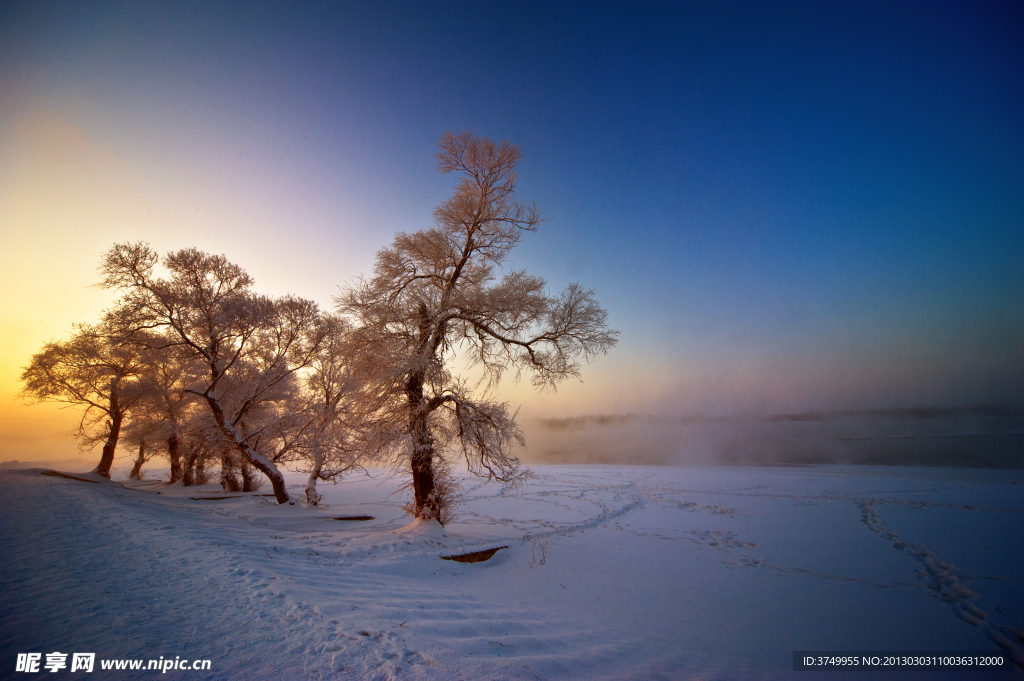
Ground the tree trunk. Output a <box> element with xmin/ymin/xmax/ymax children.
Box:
<box><xmin>409</xmin><ymin>407</ymin><xmax>438</xmax><ymax>520</ymax></box>
<box><xmin>195</xmin><ymin>449</ymin><xmax>207</xmax><ymax>484</ymax></box>
<box><xmin>129</xmin><ymin>439</ymin><xmax>146</xmax><ymax>479</ymax></box>
<box><xmin>182</xmin><ymin>451</ymin><xmax>194</xmax><ymax>486</ymax></box>
<box><xmin>240</xmin><ymin>460</ymin><xmax>256</xmax><ymax>492</ymax></box>
<box><xmin>411</xmin><ymin>448</ymin><xmax>437</xmax><ymax>520</ymax></box>
<box><xmin>406</xmin><ymin>369</ymin><xmax>438</xmax><ymax>520</ymax></box>
<box><xmin>93</xmin><ymin>411</ymin><xmax>123</xmax><ymax>479</ymax></box>
<box><xmin>220</xmin><ymin>449</ymin><xmax>241</xmax><ymax>492</ymax></box>
<box><xmin>167</xmin><ymin>434</ymin><xmax>182</xmax><ymax>483</ymax></box>
<box><xmin>204</xmin><ymin>394</ymin><xmax>290</xmax><ymax>503</ymax></box>
<box><xmin>305</xmin><ymin>448</ymin><xmax>324</xmax><ymax>506</ymax></box>
<box><xmin>248</xmin><ymin>454</ymin><xmax>288</xmax><ymax>502</ymax></box>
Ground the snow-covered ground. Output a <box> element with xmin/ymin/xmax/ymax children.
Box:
<box><xmin>1</xmin><ymin>464</ymin><xmax>1021</xmax><ymax>680</ymax></box>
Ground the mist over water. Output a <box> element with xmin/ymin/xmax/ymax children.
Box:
<box><xmin>520</xmin><ymin>406</ymin><xmax>1024</xmax><ymax>469</ymax></box>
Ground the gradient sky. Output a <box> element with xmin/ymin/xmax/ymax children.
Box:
<box><xmin>1</xmin><ymin>1</ymin><xmax>1022</xmax><ymax>461</ymax></box>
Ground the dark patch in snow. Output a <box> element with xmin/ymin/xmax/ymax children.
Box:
<box><xmin>40</xmin><ymin>470</ymin><xmax>100</xmax><ymax>484</ymax></box>
<box><xmin>441</xmin><ymin>546</ymin><xmax>508</xmax><ymax>563</ymax></box>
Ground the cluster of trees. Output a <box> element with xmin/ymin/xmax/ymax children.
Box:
<box><xmin>22</xmin><ymin>252</ymin><xmax>363</xmax><ymax>506</ymax></box>
<box><xmin>21</xmin><ymin>133</ymin><xmax>618</xmax><ymax>520</ymax></box>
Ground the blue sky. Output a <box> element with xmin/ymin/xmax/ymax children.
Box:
<box><xmin>1</xmin><ymin>1</ymin><xmax>1021</xmax><ymax>455</ymax></box>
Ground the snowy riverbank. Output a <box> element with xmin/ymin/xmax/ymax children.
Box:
<box><xmin>2</xmin><ymin>465</ymin><xmax>1021</xmax><ymax>680</ymax></box>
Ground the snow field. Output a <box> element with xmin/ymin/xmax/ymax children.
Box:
<box><xmin>1</xmin><ymin>464</ymin><xmax>1022</xmax><ymax>680</ymax></box>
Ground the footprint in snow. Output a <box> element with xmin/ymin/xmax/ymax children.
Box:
<box><xmin>689</xmin><ymin>530</ymin><xmax>757</xmax><ymax>549</ymax></box>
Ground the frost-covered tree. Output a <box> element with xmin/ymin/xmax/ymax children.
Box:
<box><xmin>124</xmin><ymin>433</ymin><xmax>154</xmax><ymax>480</ymax></box>
<box><xmin>339</xmin><ymin>132</ymin><xmax>617</xmax><ymax>521</ymax></box>
<box><xmin>295</xmin><ymin>315</ymin><xmax>365</xmax><ymax>505</ymax></box>
<box><xmin>99</xmin><ymin>245</ymin><xmax>332</xmax><ymax>503</ymax></box>
<box><xmin>179</xmin><ymin>411</ymin><xmax>220</xmax><ymax>486</ymax></box>
<box><xmin>20</xmin><ymin>320</ymin><xmax>147</xmax><ymax>478</ymax></box>
<box><xmin>126</xmin><ymin>342</ymin><xmax>205</xmax><ymax>483</ymax></box>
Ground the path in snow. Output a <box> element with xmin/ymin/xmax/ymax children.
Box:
<box><xmin>0</xmin><ymin>470</ymin><xmax>352</xmax><ymax>680</ymax></box>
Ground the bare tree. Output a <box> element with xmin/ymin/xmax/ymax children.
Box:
<box><xmin>99</xmin><ymin>245</ymin><xmax>331</xmax><ymax>503</ymax></box>
<box><xmin>20</xmin><ymin>320</ymin><xmax>147</xmax><ymax>478</ymax></box>
<box><xmin>339</xmin><ymin>132</ymin><xmax>617</xmax><ymax>522</ymax></box>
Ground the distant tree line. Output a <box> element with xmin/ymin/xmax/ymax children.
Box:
<box><xmin>21</xmin><ymin>133</ymin><xmax>617</xmax><ymax>520</ymax></box>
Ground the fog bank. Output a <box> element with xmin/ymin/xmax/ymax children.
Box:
<box><xmin>519</xmin><ymin>406</ymin><xmax>1024</xmax><ymax>469</ymax></box>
